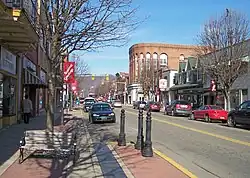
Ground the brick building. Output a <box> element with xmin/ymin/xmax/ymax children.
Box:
<box><xmin>127</xmin><ymin>43</ymin><xmax>197</xmax><ymax>103</ymax></box>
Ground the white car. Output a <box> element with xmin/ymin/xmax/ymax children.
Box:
<box><xmin>113</xmin><ymin>100</ymin><xmax>122</xmax><ymax>108</ymax></box>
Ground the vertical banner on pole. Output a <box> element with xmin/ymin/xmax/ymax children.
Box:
<box><xmin>63</xmin><ymin>62</ymin><xmax>75</xmax><ymax>83</ymax></box>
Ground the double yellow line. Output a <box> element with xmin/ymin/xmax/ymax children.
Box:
<box><xmin>126</xmin><ymin>110</ymin><xmax>250</xmax><ymax>147</ymax></box>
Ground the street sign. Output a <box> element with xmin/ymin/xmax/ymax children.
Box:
<box><xmin>63</xmin><ymin>62</ymin><xmax>75</xmax><ymax>83</ymax></box>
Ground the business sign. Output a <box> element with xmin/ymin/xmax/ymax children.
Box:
<box><xmin>63</xmin><ymin>62</ymin><xmax>75</xmax><ymax>83</ymax></box>
<box><xmin>159</xmin><ymin>79</ymin><xmax>168</xmax><ymax>91</ymax></box>
<box><xmin>40</xmin><ymin>69</ymin><xmax>46</xmax><ymax>83</ymax></box>
<box><xmin>23</xmin><ymin>56</ymin><xmax>36</xmax><ymax>74</ymax></box>
<box><xmin>0</xmin><ymin>46</ymin><xmax>16</xmax><ymax>75</ymax></box>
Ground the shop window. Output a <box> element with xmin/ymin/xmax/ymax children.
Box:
<box><xmin>0</xmin><ymin>73</ymin><xmax>16</xmax><ymax>117</ymax></box>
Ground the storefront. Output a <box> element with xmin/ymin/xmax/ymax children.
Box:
<box><xmin>23</xmin><ymin>57</ymin><xmax>46</xmax><ymax>116</ymax></box>
<box><xmin>0</xmin><ymin>46</ymin><xmax>17</xmax><ymax>129</ymax></box>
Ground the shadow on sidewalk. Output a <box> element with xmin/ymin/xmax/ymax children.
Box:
<box><xmin>0</xmin><ymin>111</ymin><xmax>62</xmax><ymax>167</ymax></box>
<box><xmin>25</xmin><ymin>117</ymin><xmax>143</xmax><ymax>178</ymax></box>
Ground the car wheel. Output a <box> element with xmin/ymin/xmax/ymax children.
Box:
<box><xmin>221</xmin><ymin>120</ymin><xmax>227</xmax><ymax>124</ymax></box>
<box><xmin>205</xmin><ymin>114</ymin><xmax>211</xmax><ymax>123</ymax></box>
<box><xmin>189</xmin><ymin>113</ymin><xmax>195</xmax><ymax>120</ymax></box>
<box><xmin>227</xmin><ymin>116</ymin><xmax>236</xmax><ymax>127</ymax></box>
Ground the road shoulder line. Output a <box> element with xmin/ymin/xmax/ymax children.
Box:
<box><xmin>153</xmin><ymin>148</ymin><xmax>197</xmax><ymax>178</ymax></box>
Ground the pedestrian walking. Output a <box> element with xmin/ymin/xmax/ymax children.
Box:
<box><xmin>23</xmin><ymin>94</ymin><xmax>33</xmax><ymax>124</ymax></box>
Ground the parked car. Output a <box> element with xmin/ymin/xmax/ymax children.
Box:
<box><xmin>113</xmin><ymin>100</ymin><xmax>122</xmax><ymax>108</ymax></box>
<box><xmin>165</xmin><ymin>100</ymin><xmax>192</xmax><ymax>116</ymax></box>
<box><xmin>227</xmin><ymin>100</ymin><xmax>250</xmax><ymax>127</ymax></box>
<box><xmin>83</xmin><ymin>97</ymin><xmax>96</xmax><ymax>112</ymax></box>
<box><xmin>190</xmin><ymin>105</ymin><xmax>228</xmax><ymax>123</ymax></box>
<box><xmin>133</xmin><ymin>101</ymin><xmax>147</xmax><ymax>110</ymax></box>
<box><xmin>89</xmin><ymin>102</ymin><xmax>116</xmax><ymax>123</ymax></box>
<box><xmin>145</xmin><ymin>101</ymin><xmax>161</xmax><ymax>111</ymax></box>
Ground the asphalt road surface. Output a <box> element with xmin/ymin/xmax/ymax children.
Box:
<box><xmin>110</xmin><ymin>106</ymin><xmax>250</xmax><ymax>178</ymax></box>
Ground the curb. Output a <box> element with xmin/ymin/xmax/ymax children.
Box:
<box><xmin>153</xmin><ymin>149</ymin><xmax>197</xmax><ymax>178</ymax></box>
<box><xmin>107</xmin><ymin>144</ymin><xmax>135</xmax><ymax>178</ymax></box>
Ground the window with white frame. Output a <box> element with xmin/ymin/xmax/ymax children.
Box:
<box><xmin>153</xmin><ymin>53</ymin><xmax>158</xmax><ymax>69</ymax></box>
<box><xmin>160</xmin><ymin>53</ymin><xmax>168</xmax><ymax>66</ymax></box>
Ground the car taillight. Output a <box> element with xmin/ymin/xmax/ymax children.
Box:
<box><xmin>176</xmin><ymin>104</ymin><xmax>181</xmax><ymax>109</ymax></box>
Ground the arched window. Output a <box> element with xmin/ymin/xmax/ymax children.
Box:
<box><xmin>135</xmin><ymin>55</ymin><xmax>138</xmax><ymax>77</ymax></box>
<box><xmin>180</xmin><ymin>54</ymin><xmax>185</xmax><ymax>61</ymax></box>
<box><xmin>140</xmin><ymin>53</ymin><xmax>144</xmax><ymax>71</ymax></box>
<box><xmin>146</xmin><ymin>52</ymin><xmax>151</xmax><ymax>68</ymax></box>
<box><xmin>153</xmin><ymin>52</ymin><xmax>158</xmax><ymax>69</ymax></box>
<box><xmin>160</xmin><ymin>53</ymin><xmax>168</xmax><ymax>66</ymax></box>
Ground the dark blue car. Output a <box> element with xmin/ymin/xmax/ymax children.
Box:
<box><xmin>89</xmin><ymin>102</ymin><xmax>116</xmax><ymax>123</ymax></box>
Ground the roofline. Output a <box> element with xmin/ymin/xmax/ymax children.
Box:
<box><xmin>129</xmin><ymin>43</ymin><xmax>198</xmax><ymax>52</ymax></box>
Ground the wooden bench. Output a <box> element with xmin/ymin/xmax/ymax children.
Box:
<box><xmin>19</xmin><ymin>130</ymin><xmax>77</xmax><ymax>164</ymax></box>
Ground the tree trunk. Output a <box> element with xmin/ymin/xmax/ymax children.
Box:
<box><xmin>223</xmin><ymin>90</ymin><xmax>231</xmax><ymax>111</ymax></box>
<box><xmin>46</xmin><ymin>73</ymin><xmax>55</xmax><ymax>132</ymax></box>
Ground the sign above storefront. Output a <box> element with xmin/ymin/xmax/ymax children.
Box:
<box><xmin>23</xmin><ymin>57</ymin><xmax>36</xmax><ymax>75</ymax></box>
<box><xmin>159</xmin><ymin>79</ymin><xmax>167</xmax><ymax>91</ymax></box>
<box><xmin>0</xmin><ymin>46</ymin><xmax>17</xmax><ymax>75</ymax></box>
<box><xmin>40</xmin><ymin>70</ymin><xmax>46</xmax><ymax>83</ymax></box>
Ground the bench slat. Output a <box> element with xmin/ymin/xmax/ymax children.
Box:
<box><xmin>25</xmin><ymin>137</ymin><xmax>72</xmax><ymax>142</ymax></box>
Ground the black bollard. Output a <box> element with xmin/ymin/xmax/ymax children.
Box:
<box><xmin>142</xmin><ymin>110</ymin><xmax>153</xmax><ymax>157</ymax></box>
<box><xmin>135</xmin><ymin>109</ymin><xmax>144</xmax><ymax>150</ymax></box>
<box><xmin>118</xmin><ymin>109</ymin><xmax>126</xmax><ymax>146</ymax></box>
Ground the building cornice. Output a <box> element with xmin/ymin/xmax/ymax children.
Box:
<box><xmin>129</xmin><ymin>43</ymin><xmax>197</xmax><ymax>53</ymax></box>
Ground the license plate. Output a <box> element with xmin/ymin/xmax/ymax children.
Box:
<box><xmin>220</xmin><ymin>117</ymin><xmax>225</xmax><ymax>119</ymax></box>
<box><xmin>100</xmin><ymin>116</ymin><xmax>107</xmax><ymax>120</ymax></box>
<box><xmin>181</xmin><ymin>105</ymin><xmax>188</xmax><ymax>108</ymax></box>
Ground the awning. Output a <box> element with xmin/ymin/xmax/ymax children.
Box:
<box><xmin>23</xmin><ymin>69</ymin><xmax>47</xmax><ymax>88</ymax></box>
<box><xmin>170</xmin><ymin>83</ymin><xmax>200</xmax><ymax>91</ymax></box>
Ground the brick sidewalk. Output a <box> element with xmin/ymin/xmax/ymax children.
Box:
<box><xmin>0</xmin><ymin>108</ymin><xmax>64</xmax><ymax>176</ymax></box>
<box><xmin>111</xmin><ymin>144</ymin><xmax>189</xmax><ymax>178</ymax></box>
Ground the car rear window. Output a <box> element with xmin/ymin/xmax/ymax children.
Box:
<box><xmin>84</xmin><ymin>99</ymin><xmax>95</xmax><ymax>103</ymax></box>
<box><xmin>176</xmin><ymin>100</ymin><xmax>190</xmax><ymax>105</ymax></box>
<box><xmin>92</xmin><ymin>104</ymin><xmax>111</xmax><ymax>111</ymax></box>
<box><xmin>210</xmin><ymin>105</ymin><xmax>223</xmax><ymax>110</ymax></box>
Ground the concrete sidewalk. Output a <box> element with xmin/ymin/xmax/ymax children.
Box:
<box><xmin>0</xmin><ymin>108</ymin><xmax>62</xmax><ymax>176</ymax></box>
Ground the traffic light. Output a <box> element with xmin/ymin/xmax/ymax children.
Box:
<box><xmin>92</xmin><ymin>74</ymin><xmax>95</xmax><ymax>81</ymax></box>
<box><xmin>105</xmin><ymin>74</ymin><xmax>109</xmax><ymax>81</ymax></box>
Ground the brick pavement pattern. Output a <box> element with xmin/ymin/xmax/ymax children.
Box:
<box><xmin>114</xmin><ymin>144</ymin><xmax>189</xmax><ymax>178</ymax></box>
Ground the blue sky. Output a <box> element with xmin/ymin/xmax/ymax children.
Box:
<box><xmin>77</xmin><ymin>0</ymin><xmax>250</xmax><ymax>75</ymax></box>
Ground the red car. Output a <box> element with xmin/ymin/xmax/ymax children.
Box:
<box><xmin>190</xmin><ymin>105</ymin><xmax>228</xmax><ymax>123</ymax></box>
<box><xmin>145</xmin><ymin>101</ymin><xmax>161</xmax><ymax>111</ymax></box>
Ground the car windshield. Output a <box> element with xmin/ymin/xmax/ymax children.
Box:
<box><xmin>92</xmin><ymin>104</ymin><xmax>111</xmax><ymax>111</ymax></box>
<box><xmin>210</xmin><ymin>105</ymin><xmax>223</xmax><ymax>110</ymax></box>
<box><xmin>84</xmin><ymin>99</ymin><xmax>95</xmax><ymax>103</ymax></box>
<box><xmin>139</xmin><ymin>101</ymin><xmax>146</xmax><ymax>104</ymax></box>
<box><xmin>176</xmin><ymin>100</ymin><xmax>190</xmax><ymax>105</ymax></box>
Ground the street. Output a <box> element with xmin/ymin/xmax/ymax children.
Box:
<box><xmin>107</xmin><ymin>106</ymin><xmax>250</xmax><ymax>178</ymax></box>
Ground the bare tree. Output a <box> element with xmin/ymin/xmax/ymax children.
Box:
<box><xmin>41</xmin><ymin>0</ymin><xmax>140</xmax><ymax>130</ymax></box>
<box><xmin>196</xmin><ymin>9</ymin><xmax>250</xmax><ymax>110</ymax></box>
<box><xmin>139</xmin><ymin>63</ymin><xmax>154</xmax><ymax>100</ymax></box>
<box><xmin>95</xmin><ymin>80</ymin><xmax>115</xmax><ymax>96</ymax></box>
<box><xmin>71</xmin><ymin>54</ymin><xmax>89</xmax><ymax>85</ymax></box>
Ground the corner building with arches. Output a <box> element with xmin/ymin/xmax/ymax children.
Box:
<box><xmin>128</xmin><ymin>43</ymin><xmax>197</xmax><ymax>103</ymax></box>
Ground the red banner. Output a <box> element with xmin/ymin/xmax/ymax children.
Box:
<box><xmin>63</xmin><ymin>62</ymin><xmax>75</xmax><ymax>83</ymax></box>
